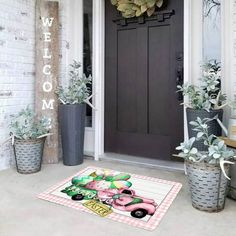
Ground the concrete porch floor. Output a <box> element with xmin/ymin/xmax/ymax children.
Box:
<box><xmin>1</xmin><ymin>159</ymin><xmax>236</xmax><ymax>236</ymax></box>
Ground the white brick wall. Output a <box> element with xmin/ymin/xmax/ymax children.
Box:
<box><xmin>0</xmin><ymin>0</ymin><xmax>68</xmax><ymax>170</ymax></box>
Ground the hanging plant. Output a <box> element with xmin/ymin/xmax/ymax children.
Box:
<box><xmin>111</xmin><ymin>0</ymin><xmax>164</xmax><ymax>18</ymax></box>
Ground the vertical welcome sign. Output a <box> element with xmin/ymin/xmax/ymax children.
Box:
<box><xmin>35</xmin><ymin>1</ymin><xmax>59</xmax><ymax>163</ymax></box>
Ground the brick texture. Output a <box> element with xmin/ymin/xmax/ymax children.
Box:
<box><xmin>0</xmin><ymin>0</ymin><xmax>68</xmax><ymax>170</ymax></box>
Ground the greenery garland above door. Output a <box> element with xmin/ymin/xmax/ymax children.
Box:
<box><xmin>110</xmin><ymin>0</ymin><xmax>164</xmax><ymax>18</ymax></box>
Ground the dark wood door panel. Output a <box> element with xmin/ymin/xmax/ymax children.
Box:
<box><xmin>117</xmin><ymin>29</ymin><xmax>138</xmax><ymax>133</ymax></box>
<box><xmin>112</xmin><ymin>132</ymin><xmax>171</xmax><ymax>159</ymax></box>
<box><xmin>105</xmin><ymin>0</ymin><xmax>184</xmax><ymax>160</ymax></box>
<box><xmin>148</xmin><ymin>25</ymin><xmax>171</xmax><ymax>135</ymax></box>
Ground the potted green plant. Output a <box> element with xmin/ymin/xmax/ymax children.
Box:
<box><xmin>177</xmin><ymin>60</ymin><xmax>227</xmax><ymax>150</ymax></box>
<box><xmin>175</xmin><ymin>117</ymin><xmax>235</xmax><ymax>212</ymax></box>
<box><xmin>9</xmin><ymin>106</ymin><xmax>51</xmax><ymax>174</ymax></box>
<box><xmin>56</xmin><ymin>60</ymin><xmax>92</xmax><ymax>166</ymax></box>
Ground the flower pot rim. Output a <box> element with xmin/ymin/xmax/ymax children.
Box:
<box><xmin>186</xmin><ymin>107</ymin><xmax>223</xmax><ymax>112</ymax></box>
<box><xmin>185</xmin><ymin>159</ymin><xmax>222</xmax><ymax>168</ymax></box>
<box><xmin>59</xmin><ymin>103</ymin><xmax>86</xmax><ymax>106</ymax></box>
<box><xmin>14</xmin><ymin>137</ymin><xmax>46</xmax><ymax>143</ymax></box>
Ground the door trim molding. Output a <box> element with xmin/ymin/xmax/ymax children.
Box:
<box><xmin>113</xmin><ymin>9</ymin><xmax>175</xmax><ymax>25</ymax></box>
<box><xmin>94</xmin><ymin>0</ymin><xmax>194</xmax><ymax>160</ymax></box>
<box><xmin>183</xmin><ymin>0</ymin><xmax>192</xmax><ymax>140</ymax></box>
<box><xmin>93</xmin><ymin>0</ymin><xmax>105</xmax><ymax>160</ymax></box>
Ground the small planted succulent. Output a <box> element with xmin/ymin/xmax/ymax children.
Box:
<box><xmin>56</xmin><ymin>60</ymin><xmax>92</xmax><ymax>105</ymax></box>
<box><xmin>176</xmin><ymin>117</ymin><xmax>235</xmax><ymax>179</ymax></box>
<box><xmin>110</xmin><ymin>0</ymin><xmax>164</xmax><ymax>18</ymax></box>
<box><xmin>177</xmin><ymin>60</ymin><xmax>227</xmax><ymax>111</ymax></box>
<box><xmin>9</xmin><ymin>106</ymin><xmax>52</xmax><ymax>140</ymax></box>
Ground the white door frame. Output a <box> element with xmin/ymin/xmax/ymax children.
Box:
<box><xmin>65</xmin><ymin>0</ymin><xmax>95</xmax><ymax>156</ymax></box>
<box><xmin>93</xmin><ymin>0</ymin><xmax>203</xmax><ymax>161</ymax></box>
<box><xmin>221</xmin><ymin>0</ymin><xmax>234</xmax><ymax>126</ymax></box>
<box><xmin>93</xmin><ymin>0</ymin><xmax>105</xmax><ymax>160</ymax></box>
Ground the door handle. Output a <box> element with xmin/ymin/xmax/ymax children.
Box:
<box><xmin>176</xmin><ymin>66</ymin><xmax>183</xmax><ymax>101</ymax></box>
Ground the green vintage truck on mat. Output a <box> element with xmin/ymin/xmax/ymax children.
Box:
<box><xmin>61</xmin><ymin>184</ymin><xmax>97</xmax><ymax>201</ymax></box>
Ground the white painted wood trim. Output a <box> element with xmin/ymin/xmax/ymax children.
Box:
<box><xmin>93</xmin><ymin>0</ymin><xmax>105</xmax><ymax>161</ymax></box>
<box><xmin>221</xmin><ymin>0</ymin><xmax>234</xmax><ymax>126</ymax></box>
<box><xmin>66</xmin><ymin>0</ymin><xmax>83</xmax><ymax>69</ymax></box>
<box><xmin>190</xmin><ymin>0</ymin><xmax>203</xmax><ymax>86</ymax></box>
<box><xmin>65</xmin><ymin>0</ymin><xmax>95</xmax><ymax>155</ymax></box>
<box><xmin>183</xmin><ymin>0</ymin><xmax>203</xmax><ymax>140</ymax></box>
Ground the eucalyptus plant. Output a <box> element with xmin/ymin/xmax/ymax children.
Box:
<box><xmin>9</xmin><ymin>106</ymin><xmax>52</xmax><ymax>140</ymax></box>
<box><xmin>176</xmin><ymin>117</ymin><xmax>235</xmax><ymax>179</ymax></box>
<box><xmin>56</xmin><ymin>60</ymin><xmax>92</xmax><ymax>105</ymax></box>
<box><xmin>110</xmin><ymin>0</ymin><xmax>164</xmax><ymax>18</ymax></box>
<box><xmin>177</xmin><ymin>60</ymin><xmax>227</xmax><ymax>111</ymax></box>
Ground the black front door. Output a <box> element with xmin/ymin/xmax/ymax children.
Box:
<box><xmin>105</xmin><ymin>0</ymin><xmax>184</xmax><ymax>160</ymax></box>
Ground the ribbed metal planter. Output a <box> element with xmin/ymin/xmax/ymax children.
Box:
<box><xmin>59</xmin><ymin>104</ymin><xmax>86</xmax><ymax>166</ymax></box>
<box><xmin>228</xmin><ymin>164</ymin><xmax>236</xmax><ymax>200</ymax></box>
<box><xmin>185</xmin><ymin>160</ymin><xmax>229</xmax><ymax>212</ymax></box>
<box><xmin>186</xmin><ymin>108</ymin><xmax>223</xmax><ymax>151</ymax></box>
<box><xmin>13</xmin><ymin>138</ymin><xmax>45</xmax><ymax>174</ymax></box>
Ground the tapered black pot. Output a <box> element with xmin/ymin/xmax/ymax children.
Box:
<box><xmin>186</xmin><ymin>108</ymin><xmax>223</xmax><ymax>151</ymax></box>
<box><xmin>59</xmin><ymin>104</ymin><xmax>86</xmax><ymax>166</ymax></box>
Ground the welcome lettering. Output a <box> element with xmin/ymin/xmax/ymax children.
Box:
<box><xmin>41</xmin><ymin>17</ymin><xmax>54</xmax><ymax>110</ymax></box>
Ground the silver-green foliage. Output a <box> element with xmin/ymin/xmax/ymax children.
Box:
<box><xmin>110</xmin><ymin>0</ymin><xmax>164</xmax><ymax>18</ymax></box>
<box><xmin>9</xmin><ymin>106</ymin><xmax>51</xmax><ymax>140</ymax></box>
<box><xmin>176</xmin><ymin>117</ymin><xmax>234</xmax><ymax>178</ymax></box>
<box><xmin>56</xmin><ymin>61</ymin><xmax>92</xmax><ymax>104</ymax></box>
<box><xmin>177</xmin><ymin>60</ymin><xmax>227</xmax><ymax>111</ymax></box>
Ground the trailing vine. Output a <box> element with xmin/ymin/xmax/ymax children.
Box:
<box><xmin>110</xmin><ymin>0</ymin><xmax>164</xmax><ymax>18</ymax></box>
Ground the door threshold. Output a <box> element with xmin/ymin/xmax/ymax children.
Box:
<box><xmin>99</xmin><ymin>153</ymin><xmax>184</xmax><ymax>172</ymax></box>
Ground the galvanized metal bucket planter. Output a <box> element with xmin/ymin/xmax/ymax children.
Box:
<box><xmin>228</xmin><ymin>164</ymin><xmax>236</xmax><ymax>200</ymax></box>
<box><xmin>13</xmin><ymin>138</ymin><xmax>45</xmax><ymax>174</ymax></box>
<box><xmin>185</xmin><ymin>160</ymin><xmax>229</xmax><ymax>212</ymax></box>
<box><xmin>186</xmin><ymin>108</ymin><xmax>223</xmax><ymax>151</ymax></box>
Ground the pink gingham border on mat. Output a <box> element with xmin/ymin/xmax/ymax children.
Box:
<box><xmin>38</xmin><ymin>166</ymin><xmax>182</xmax><ymax>231</ymax></box>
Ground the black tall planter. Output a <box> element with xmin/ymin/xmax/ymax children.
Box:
<box><xmin>186</xmin><ymin>108</ymin><xmax>223</xmax><ymax>151</ymax></box>
<box><xmin>59</xmin><ymin>104</ymin><xmax>86</xmax><ymax>166</ymax></box>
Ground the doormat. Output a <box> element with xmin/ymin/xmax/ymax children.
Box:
<box><xmin>38</xmin><ymin>166</ymin><xmax>182</xmax><ymax>231</ymax></box>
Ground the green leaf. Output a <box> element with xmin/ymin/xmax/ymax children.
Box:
<box><xmin>110</xmin><ymin>0</ymin><xmax>118</xmax><ymax>5</ymax></box>
<box><xmin>141</xmin><ymin>4</ymin><xmax>148</xmax><ymax>13</ymax></box>
<box><xmin>189</xmin><ymin>121</ymin><xmax>198</xmax><ymax>126</ymax></box>
<box><xmin>190</xmin><ymin>148</ymin><xmax>198</xmax><ymax>155</ymax></box>
<box><xmin>197</xmin><ymin>132</ymin><xmax>204</xmax><ymax>139</ymax></box>
<box><xmin>156</xmin><ymin>0</ymin><xmax>163</xmax><ymax>8</ymax></box>
<box><xmin>122</xmin><ymin>11</ymin><xmax>136</xmax><ymax>18</ymax></box>
<box><xmin>213</xmin><ymin>153</ymin><xmax>221</xmax><ymax>159</ymax></box>
<box><xmin>183</xmin><ymin>149</ymin><xmax>189</xmax><ymax>154</ymax></box>
<box><xmin>146</xmin><ymin>0</ymin><xmax>156</xmax><ymax>8</ymax></box>
<box><xmin>134</xmin><ymin>0</ymin><xmax>146</xmax><ymax>6</ymax></box>
<box><xmin>117</xmin><ymin>3</ymin><xmax>133</xmax><ymax>11</ymax></box>
<box><xmin>135</xmin><ymin>8</ymin><xmax>142</xmax><ymax>16</ymax></box>
<box><xmin>147</xmin><ymin>6</ymin><xmax>155</xmax><ymax>16</ymax></box>
<box><xmin>218</xmin><ymin>140</ymin><xmax>225</xmax><ymax>149</ymax></box>
<box><xmin>119</xmin><ymin>0</ymin><xmax>134</xmax><ymax>3</ymax></box>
